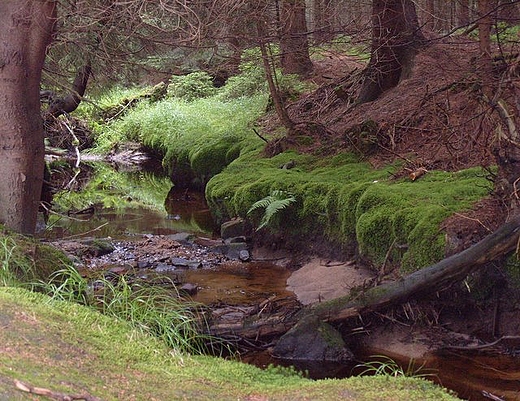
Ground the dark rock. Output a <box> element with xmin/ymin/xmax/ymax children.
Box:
<box><xmin>239</xmin><ymin>249</ymin><xmax>250</xmax><ymax>262</ymax></box>
<box><xmin>213</xmin><ymin>242</ymin><xmax>251</xmax><ymax>261</ymax></box>
<box><xmin>166</xmin><ymin>233</ymin><xmax>195</xmax><ymax>244</ymax></box>
<box><xmin>225</xmin><ymin>236</ymin><xmax>247</xmax><ymax>244</ymax></box>
<box><xmin>272</xmin><ymin>314</ymin><xmax>353</xmax><ymax>362</ymax></box>
<box><xmin>179</xmin><ymin>283</ymin><xmax>198</xmax><ymax>296</ymax></box>
<box><xmin>221</xmin><ymin>218</ymin><xmax>247</xmax><ymax>240</ymax></box>
<box><xmin>170</xmin><ymin>257</ymin><xmax>202</xmax><ymax>269</ymax></box>
<box><xmin>137</xmin><ymin>260</ymin><xmax>149</xmax><ymax>269</ymax></box>
<box><xmin>155</xmin><ymin>263</ymin><xmax>176</xmax><ymax>272</ymax></box>
<box><xmin>170</xmin><ymin>257</ymin><xmax>190</xmax><ymax>267</ymax></box>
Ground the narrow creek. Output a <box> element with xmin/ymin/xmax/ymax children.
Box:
<box><xmin>41</xmin><ymin>161</ymin><xmax>520</xmax><ymax>401</ymax></box>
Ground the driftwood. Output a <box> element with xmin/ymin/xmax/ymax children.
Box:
<box><xmin>209</xmin><ymin>216</ymin><xmax>520</xmax><ymax>341</ymax></box>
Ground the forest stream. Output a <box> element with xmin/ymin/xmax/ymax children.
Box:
<box><xmin>40</xmin><ymin>160</ymin><xmax>520</xmax><ymax>401</ymax></box>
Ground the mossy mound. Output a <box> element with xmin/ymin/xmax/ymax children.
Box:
<box><xmin>0</xmin><ymin>228</ymin><xmax>72</xmax><ymax>285</ymax></box>
<box><xmin>0</xmin><ymin>287</ymin><xmax>459</xmax><ymax>400</ymax></box>
<box><xmin>206</xmin><ymin>150</ymin><xmax>491</xmax><ymax>273</ymax></box>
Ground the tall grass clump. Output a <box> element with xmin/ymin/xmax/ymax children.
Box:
<box><xmin>356</xmin><ymin>355</ymin><xmax>437</xmax><ymax>379</ymax></box>
<box><xmin>0</xmin><ymin>237</ymin><xmax>30</xmax><ymax>287</ymax></box>
<box><xmin>105</xmin><ymin>95</ymin><xmax>267</xmax><ymax>184</ymax></box>
<box><xmin>38</xmin><ymin>266</ymin><xmax>214</xmax><ymax>355</ymax></box>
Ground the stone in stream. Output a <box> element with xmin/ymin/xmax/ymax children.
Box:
<box><xmin>179</xmin><ymin>283</ymin><xmax>198</xmax><ymax>296</ymax></box>
<box><xmin>213</xmin><ymin>242</ymin><xmax>251</xmax><ymax>261</ymax></box>
<box><xmin>170</xmin><ymin>257</ymin><xmax>202</xmax><ymax>269</ymax></box>
<box><xmin>166</xmin><ymin>232</ymin><xmax>196</xmax><ymax>244</ymax></box>
<box><xmin>155</xmin><ymin>263</ymin><xmax>176</xmax><ymax>272</ymax></box>
<box><xmin>272</xmin><ymin>313</ymin><xmax>353</xmax><ymax>362</ymax></box>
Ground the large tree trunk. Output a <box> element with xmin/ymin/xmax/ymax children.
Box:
<box><xmin>0</xmin><ymin>1</ymin><xmax>56</xmax><ymax>235</ymax></box>
<box><xmin>279</xmin><ymin>0</ymin><xmax>313</xmax><ymax>76</ymax></box>
<box><xmin>357</xmin><ymin>0</ymin><xmax>426</xmax><ymax>104</ymax></box>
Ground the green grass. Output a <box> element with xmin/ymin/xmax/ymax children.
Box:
<box><xmin>0</xmin><ymin>287</ymin><xmax>460</xmax><ymax>400</ymax></box>
<box><xmin>96</xmin><ymin>95</ymin><xmax>267</xmax><ymax>185</ymax></box>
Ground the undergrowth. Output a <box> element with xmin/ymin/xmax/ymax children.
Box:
<box><xmin>0</xmin><ymin>229</ymin><xmax>214</xmax><ymax>355</ymax></box>
<box><xmin>38</xmin><ymin>265</ymin><xmax>215</xmax><ymax>355</ymax></box>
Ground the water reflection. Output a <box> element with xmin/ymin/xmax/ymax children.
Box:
<box><xmin>41</xmin><ymin>161</ymin><xmax>218</xmax><ymax>239</ymax></box>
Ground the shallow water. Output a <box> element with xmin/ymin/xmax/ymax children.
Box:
<box><xmin>185</xmin><ymin>262</ymin><xmax>292</xmax><ymax>305</ymax></box>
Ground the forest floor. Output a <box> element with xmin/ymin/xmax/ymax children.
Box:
<box><xmin>283</xmin><ymin>35</ymin><xmax>507</xmax><ymax>251</ymax></box>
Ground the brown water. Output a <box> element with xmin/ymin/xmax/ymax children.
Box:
<box><xmin>185</xmin><ymin>262</ymin><xmax>292</xmax><ymax>305</ymax></box>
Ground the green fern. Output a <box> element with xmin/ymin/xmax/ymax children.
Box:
<box><xmin>247</xmin><ymin>190</ymin><xmax>296</xmax><ymax>231</ymax></box>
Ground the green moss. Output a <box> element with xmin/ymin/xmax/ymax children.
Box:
<box><xmin>207</xmin><ymin>150</ymin><xmax>492</xmax><ymax>273</ymax></box>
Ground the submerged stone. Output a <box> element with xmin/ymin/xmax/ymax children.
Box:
<box><xmin>272</xmin><ymin>313</ymin><xmax>353</xmax><ymax>362</ymax></box>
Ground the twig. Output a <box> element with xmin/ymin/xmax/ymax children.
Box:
<box><xmin>443</xmin><ymin>335</ymin><xmax>520</xmax><ymax>350</ymax></box>
<box><xmin>482</xmin><ymin>390</ymin><xmax>505</xmax><ymax>401</ymax></box>
<box><xmin>451</xmin><ymin>212</ymin><xmax>492</xmax><ymax>233</ymax></box>
<box><xmin>62</xmin><ymin>119</ymin><xmax>81</xmax><ymax>169</ymax></box>
<box><xmin>63</xmin><ymin>222</ymin><xmax>109</xmax><ymax>239</ymax></box>
<box><xmin>15</xmin><ymin>379</ymin><xmax>103</xmax><ymax>401</ymax></box>
<box><xmin>252</xmin><ymin>128</ymin><xmax>269</xmax><ymax>143</ymax></box>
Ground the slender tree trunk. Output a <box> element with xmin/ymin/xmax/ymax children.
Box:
<box><xmin>256</xmin><ymin>20</ymin><xmax>295</xmax><ymax>132</ymax></box>
<box><xmin>357</xmin><ymin>0</ymin><xmax>427</xmax><ymax>104</ymax></box>
<box><xmin>0</xmin><ymin>1</ymin><xmax>56</xmax><ymax>234</ymax></box>
<box><xmin>279</xmin><ymin>0</ymin><xmax>313</xmax><ymax>76</ymax></box>
<box><xmin>478</xmin><ymin>0</ymin><xmax>494</xmax><ymax>98</ymax></box>
<box><xmin>458</xmin><ymin>0</ymin><xmax>471</xmax><ymax>26</ymax></box>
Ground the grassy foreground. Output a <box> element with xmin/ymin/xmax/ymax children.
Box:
<box><xmin>0</xmin><ymin>287</ymin><xmax>459</xmax><ymax>401</ymax></box>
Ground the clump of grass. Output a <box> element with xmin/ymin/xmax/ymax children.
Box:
<box><xmin>0</xmin><ymin>237</ymin><xmax>27</xmax><ymax>287</ymax></box>
<box><xmin>356</xmin><ymin>355</ymin><xmax>437</xmax><ymax>379</ymax></box>
<box><xmin>38</xmin><ymin>266</ymin><xmax>216</xmax><ymax>355</ymax></box>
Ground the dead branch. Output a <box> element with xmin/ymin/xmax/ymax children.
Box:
<box><xmin>312</xmin><ymin>215</ymin><xmax>520</xmax><ymax>323</ymax></box>
<box><xmin>15</xmin><ymin>379</ymin><xmax>103</xmax><ymax>401</ymax></box>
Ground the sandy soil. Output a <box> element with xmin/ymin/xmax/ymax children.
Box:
<box><xmin>286</xmin><ymin>258</ymin><xmax>374</xmax><ymax>305</ymax></box>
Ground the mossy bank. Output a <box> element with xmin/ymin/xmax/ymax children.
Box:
<box><xmin>85</xmin><ymin>58</ymin><xmax>493</xmax><ymax>274</ymax></box>
<box><xmin>205</xmin><ymin>149</ymin><xmax>491</xmax><ymax>273</ymax></box>
<box><xmin>0</xmin><ymin>287</ymin><xmax>459</xmax><ymax>400</ymax></box>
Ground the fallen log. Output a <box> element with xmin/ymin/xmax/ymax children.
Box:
<box><xmin>209</xmin><ymin>216</ymin><xmax>520</xmax><ymax>341</ymax></box>
<box><xmin>311</xmin><ymin>215</ymin><xmax>520</xmax><ymax>323</ymax></box>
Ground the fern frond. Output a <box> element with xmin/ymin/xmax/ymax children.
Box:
<box><xmin>247</xmin><ymin>195</ymin><xmax>275</xmax><ymax>215</ymax></box>
<box><xmin>248</xmin><ymin>190</ymin><xmax>296</xmax><ymax>230</ymax></box>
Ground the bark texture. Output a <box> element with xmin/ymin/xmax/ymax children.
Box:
<box><xmin>358</xmin><ymin>0</ymin><xmax>426</xmax><ymax>104</ymax></box>
<box><xmin>0</xmin><ymin>1</ymin><xmax>56</xmax><ymax>234</ymax></box>
<box><xmin>279</xmin><ymin>0</ymin><xmax>313</xmax><ymax>76</ymax></box>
